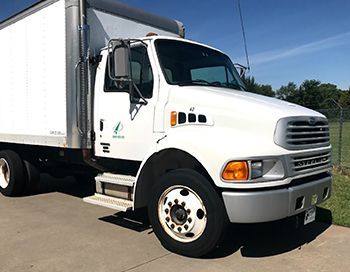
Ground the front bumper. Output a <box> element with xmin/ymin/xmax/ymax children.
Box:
<box><xmin>222</xmin><ymin>174</ymin><xmax>332</xmax><ymax>223</ymax></box>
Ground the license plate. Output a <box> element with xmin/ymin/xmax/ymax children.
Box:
<box><xmin>304</xmin><ymin>206</ymin><xmax>316</xmax><ymax>225</ymax></box>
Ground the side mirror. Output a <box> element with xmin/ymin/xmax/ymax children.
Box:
<box><xmin>234</xmin><ymin>63</ymin><xmax>248</xmax><ymax>78</ymax></box>
<box><xmin>107</xmin><ymin>39</ymin><xmax>148</xmax><ymax>106</ymax></box>
<box><xmin>108</xmin><ymin>39</ymin><xmax>131</xmax><ymax>81</ymax></box>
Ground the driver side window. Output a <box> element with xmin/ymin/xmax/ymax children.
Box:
<box><xmin>104</xmin><ymin>46</ymin><xmax>154</xmax><ymax>98</ymax></box>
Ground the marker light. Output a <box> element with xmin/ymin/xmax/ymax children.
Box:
<box><xmin>222</xmin><ymin>161</ymin><xmax>249</xmax><ymax>181</ymax></box>
<box><xmin>146</xmin><ymin>32</ymin><xmax>158</xmax><ymax>37</ymax></box>
<box><xmin>171</xmin><ymin>111</ymin><xmax>177</xmax><ymax>127</ymax></box>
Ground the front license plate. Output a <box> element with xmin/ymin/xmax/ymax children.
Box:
<box><xmin>304</xmin><ymin>206</ymin><xmax>316</xmax><ymax>225</ymax></box>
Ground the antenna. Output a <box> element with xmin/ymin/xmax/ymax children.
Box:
<box><xmin>237</xmin><ymin>0</ymin><xmax>250</xmax><ymax>72</ymax></box>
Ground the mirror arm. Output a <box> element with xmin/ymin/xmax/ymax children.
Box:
<box><xmin>131</xmin><ymin>82</ymin><xmax>148</xmax><ymax>105</ymax></box>
<box><xmin>128</xmin><ymin>39</ymin><xmax>148</xmax><ymax>47</ymax></box>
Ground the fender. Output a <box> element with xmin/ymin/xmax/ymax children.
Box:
<box><xmin>133</xmin><ymin>126</ymin><xmax>291</xmax><ymax>209</ymax></box>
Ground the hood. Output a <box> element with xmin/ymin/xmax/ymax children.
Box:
<box><xmin>168</xmin><ymin>86</ymin><xmax>323</xmax><ymax>120</ymax></box>
<box><xmin>167</xmin><ymin>86</ymin><xmax>325</xmax><ymax>143</ymax></box>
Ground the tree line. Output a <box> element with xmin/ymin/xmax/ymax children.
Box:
<box><xmin>242</xmin><ymin>76</ymin><xmax>350</xmax><ymax>110</ymax></box>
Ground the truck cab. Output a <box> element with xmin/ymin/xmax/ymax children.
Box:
<box><xmin>88</xmin><ymin>35</ymin><xmax>332</xmax><ymax>256</ymax></box>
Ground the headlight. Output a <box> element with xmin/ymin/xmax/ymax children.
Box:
<box><xmin>251</xmin><ymin>161</ymin><xmax>263</xmax><ymax>179</ymax></box>
<box><xmin>222</xmin><ymin>158</ymin><xmax>285</xmax><ymax>182</ymax></box>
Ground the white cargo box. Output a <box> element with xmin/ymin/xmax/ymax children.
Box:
<box><xmin>0</xmin><ymin>0</ymin><xmax>183</xmax><ymax>149</ymax></box>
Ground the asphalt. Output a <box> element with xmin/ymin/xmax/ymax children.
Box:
<box><xmin>0</xmin><ymin>175</ymin><xmax>349</xmax><ymax>272</ymax></box>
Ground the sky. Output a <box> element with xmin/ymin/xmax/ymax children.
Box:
<box><xmin>1</xmin><ymin>0</ymin><xmax>349</xmax><ymax>90</ymax></box>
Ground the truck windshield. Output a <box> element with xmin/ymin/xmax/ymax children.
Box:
<box><xmin>155</xmin><ymin>39</ymin><xmax>246</xmax><ymax>91</ymax></box>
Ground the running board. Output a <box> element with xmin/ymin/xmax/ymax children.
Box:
<box><xmin>83</xmin><ymin>193</ymin><xmax>133</xmax><ymax>212</ymax></box>
<box><xmin>95</xmin><ymin>173</ymin><xmax>135</xmax><ymax>187</ymax></box>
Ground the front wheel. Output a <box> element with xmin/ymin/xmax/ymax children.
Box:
<box><xmin>148</xmin><ymin>169</ymin><xmax>227</xmax><ymax>257</ymax></box>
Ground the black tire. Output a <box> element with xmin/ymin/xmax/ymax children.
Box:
<box><xmin>148</xmin><ymin>169</ymin><xmax>228</xmax><ymax>257</ymax></box>
<box><xmin>0</xmin><ymin>150</ymin><xmax>27</xmax><ymax>196</ymax></box>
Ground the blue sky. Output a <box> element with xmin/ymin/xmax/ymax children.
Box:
<box><xmin>1</xmin><ymin>0</ymin><xmax>349</xmax><ymax>90</ymax></box>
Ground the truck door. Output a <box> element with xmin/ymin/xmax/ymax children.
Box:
<box><xmin>94</xmin><ymin>45</ymin><xmax>156</xmax><ymax>161</ymax></box>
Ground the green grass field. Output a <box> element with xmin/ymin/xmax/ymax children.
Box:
<box><xmin>329</xmin><ymin>121</ymin><xmax>350</xmax><ymax>168</ymax></box>
<box><xmin>319</xmin><ymin>171</ymin><xmax>350</xmax><ymax>227</ymax></box>
<box><xmin>316</xmin><ymin>121</ymin><xmax>350</xmax><ymax>227</ymax></box>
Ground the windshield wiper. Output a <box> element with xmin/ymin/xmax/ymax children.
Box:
<box><xmin>175</xmin><ymin>79</ymin><xmax>213</xmax><ymax>86</ymax></box>
<box><xmin>175</xmin><ymin>79</ymin><xmax>247</xmax><ymax>91</ymax></box>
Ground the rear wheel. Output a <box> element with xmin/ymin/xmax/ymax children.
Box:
<box><xmin>148</xmin><ymin>169</ymin><xmax>227</xmax><ymax>257</ymax></box>
<box><xmin>0</xmin><ymin>150</ymin><xmax>27</xmax><ymax>196</ymax></box>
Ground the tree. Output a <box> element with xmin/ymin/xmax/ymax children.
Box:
<box><xmin>298</xmin><ymin>80</ymin><xmax>323</xmax><ymax>109</ymax></box>
<box><xmin>339</xmin><ymin>89</ymin><xmax>350</xmax><ymax>107</ymax></box>
<box><xmin>258</xmin><ymin>84</ymin><xmax>275</xmax><ymax>97</ymax></box>
<box><xmin>318</xmin><ymin>83</ymin><xmax>341</xmax><ymax>108</ymax></box>
<box><xmin>243</xmin><ymin>76</ymin><xmax>345</xmax><ymax>109</ymax></box>
<box><xmin>276</xmin><ymin>80</ymin><xmax>342</xmax><ymax>110</ymax></box>
<box><xmin>276</xmin><ymin>82</ymin><xmax>299</xmax><ymax>103</ymax></box>
<box><xmin>242</xmin><ymin>75</ymin><xmax>257</xmax><ymax>92</ymax></box>
<box><xmin>242</xmin><ymin>75</ymin><xmax>274</xmax><ymax>97</ymax></box>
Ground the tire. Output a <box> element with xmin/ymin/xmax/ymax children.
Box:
<box><xmin>148</xmin><ymin>169</ymin><xmax>228</xmax><ymax>257</ymax></box>
<box><xmin>0</xmin><ymin>150</ymin><xmax>27</xmax><ymax>196</ymax></box>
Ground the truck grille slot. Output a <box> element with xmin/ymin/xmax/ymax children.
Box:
<box><xmin>274</xmin><ymin>117</ymin><xmax>330</xmax><ymax>150</ymax></box>
<box><xmin>292</xmin><ymin>152</ymin><xmax>331</xmax><ymax>172</ymax></box>
<box><xmin>286</xmin><ymin>121</ymin><xmax>329</xmax><ymax>146</ymax></box>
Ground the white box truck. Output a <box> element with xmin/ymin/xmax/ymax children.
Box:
<box><xmin>0</xmin><ymin>0</ymin><xmax>332</xmax><ymax>257</ymax></box>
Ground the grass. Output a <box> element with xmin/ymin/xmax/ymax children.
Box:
<box><xmin>318</xmin><ymin>121</ymin><xmax>350</xmax><ymax>227</ymax></box>
<box><xmin>329</xmin><ymin>121</ymin><xmax>350</xmax><ymax>168</ymax></box>
<box><xmin>318</xmin><ymin>170</ymin><xmax>350</xmax><ymax>227</ymax></box>
<box><xmin>316</xmin><ymin>121</ymin><xmax>350</xmax><ymax>227</ymax></box>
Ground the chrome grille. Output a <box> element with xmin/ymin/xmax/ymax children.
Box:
<box><xmin>291</xmin><ymin>152</ymin><xmax>331</xmax><ymax>173</ymax></box>
<box><xmin>275</xmin><ymin>117</ymin><xmax>330</xmax><ymax>150</ymax></box>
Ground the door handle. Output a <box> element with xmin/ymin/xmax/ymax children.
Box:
<box><xmin>99</xmin><ymin>119</ymin><xmax>104</xmax><ymax>131</ymax></box>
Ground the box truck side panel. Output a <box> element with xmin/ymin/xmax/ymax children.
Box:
<box><xmin>88</xmin><ymin>8</ymin><xmax>182</xmax><ymax>55</ymax></box>
<box><xmin>0</xmin><ymin>0</ymin><xmax>67</xmax><ymax>147</ymax></box>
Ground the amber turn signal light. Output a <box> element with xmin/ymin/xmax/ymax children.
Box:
<box><xmin>170</xmin><ymin>111</ymin><xmax>177</xmax><ymax>127</ymax></box>
<box><xmin>222</xmin><ymin>161</ymin><xmax>249</xmax><ymax>181</ymax></box>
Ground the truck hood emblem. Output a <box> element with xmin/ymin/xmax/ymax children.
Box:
<box><xmin>308</xmin><ymin>117</ymin><xmax>316</xmax><ymax>126</ymax></box>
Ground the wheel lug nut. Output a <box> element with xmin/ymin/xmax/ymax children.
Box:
<box><xmin>174</xmin><ymin>199</ymin><xmax>178</xmax><ymax>204</ymax></box>
<box><xmin>177</xmin><ymin>227</ymin><xmax>182</xmax><ymax>232</ymax></box>
<box><xmin>187</xmin><ymin>209</ymin><xmax>191</xmax><ymax>214</ymax></box>
<box><xmin>171</xmin><ymin>224</ymin><xmax>175</xmax><ymax>229</ymax></box>
<box><xmin>165</xmin><ymin>217</ymin><xmax>170</xmax><ymax>222</ymax></box>
<box><xmin>181</xmin><ymin>202</ymin><xmax>185</xmax><ymax>207</ymax></box>
<box><xmin>168</xmin><ymin>202</ymin><xmax>172</xmax><ymax>207</ymax></box>
<box><xmin>184</xmin><ymin>225</ymin><xmax>188</xmax><ymax>230</ymax></box>
<box><xmin>165</xmin><ymin>208</ymin><xmax>169</xmax><ymax>214</ymax></box>
<box><xmin>188</xmin><ymin>217</ymin><xmax>192</xmax><ymax>223</ymax></box>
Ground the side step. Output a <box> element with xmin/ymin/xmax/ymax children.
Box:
<box><xmin>95</xmin><ymin>173</ymin><xmax>135</xmax><ymax>187</ymax></box>
<box><xmin>83</xmin><ymin>193</ymin><xmax>133</xmax><ymax>212</ymax></box>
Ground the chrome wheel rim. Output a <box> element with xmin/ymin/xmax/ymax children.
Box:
<box><xmin>158</xmin><ymin>185</ymin><xmax>207</xmax><ymax>243</ymax></box>
<box><xmin>0</xmin><ymin>159</ymin><xmax>10</xmax><ymax>189</ymax></box>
